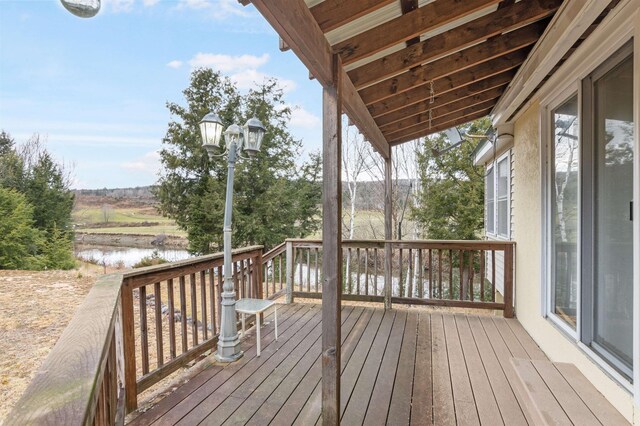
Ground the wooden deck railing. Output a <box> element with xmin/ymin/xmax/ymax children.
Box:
<box><xmin>7</xmin><ymin>245</ymin><xmax>263</xmax><ymax>425</ymax></box>
<box><xmin>8</xmin><ymin>239</ymin><xmax>514</xmax><ymax>425</ymax></box>
<box><xmin>280</xmin><ymin>239</ymin><xmax>515</xmax><ymax>317</ymax></box>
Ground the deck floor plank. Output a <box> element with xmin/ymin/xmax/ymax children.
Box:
<box><xmin>454</xmin><ymin>315</ymin><xmax>503</xmax><ymax>426</ymax></box>
<box><xmin>220</xmin><ymin>306</ymin><xmax>361</xmax><ymax>425</ymax></box>
<box><xmin>292</xmin><ymin>308</ymin><xmax>387</xmax><ymax>426</ymax></box>
<box><xmin>466</xmin><ymin>315</ymin><xmax>527</xmax><ymax>426</ymax></box>
<box><xmin>170</xmin><ymin>305</ymin><xmax>321</xmax><ymax>425</ymax></box>
<box><xmin>129</xmin><ymin>303</ymin><xmax>301</xmax><ymax>426</ymax></box>
<box><xmin>430</xmin><ymin>313</ymin><xmax>456</xmax><ymax>425</ymax></box>
<box><xmin>442</xmin><ymin>314</ymin><xmax>480</xmax><ymax>426</ymax></box>
<box><xmin>250</xmin><ymin>307</ymin><xmax>370</xmax><ymax>426</ymax></box>
<box><xmin>340</xmin><ymin>309</ymin><xmax>397</xmax><ymax>425</ymax></box>
<box><xmin>130</xmin><ymin>304</ymin><xmax>628</xmax><ymax>426</ymax></box>
<box><xmin>387</xmin><ymin>311</ymin><xmax>418</xmax><ymax>425</ymax></box>
<box><xmin>409</xmin><ymin>311</ymin><xmax>432</xmax><ymax>426</ymax></box>
<box><xmin>363</xmin><ymin>311</ymin><xmax>408</xmax><ymax>425</ymax></box>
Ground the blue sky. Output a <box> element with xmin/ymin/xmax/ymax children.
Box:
<box><xmin>0</xmin><ymin>0</ymin><xmax>323</xmax><ymax>189</ymax></box>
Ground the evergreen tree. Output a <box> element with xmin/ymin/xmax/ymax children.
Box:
<box><xmin>0</xmin><ymin>188</ymin><xmax>44</xmax><ymax>270</ymax></box>
<box><xmin>156</xmin><ymin>69</ymin><xmax>321</xmax><ymax>253</ymax></box>
<box><xmin>412</xmin><ymin>117</ymin><xmax>490</xmax><ymax>239</ymax></box>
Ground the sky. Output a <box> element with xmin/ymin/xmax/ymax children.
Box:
<box><xmin>0</xmin><ymin>0</ymin><xmax>323</xmax><ymax>189</ymax></box>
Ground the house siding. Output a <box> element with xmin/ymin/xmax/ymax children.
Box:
<box><xmin>512</xmin><ymin>101</ymin><xmax>635</xmax><ymax>422</ymax></box>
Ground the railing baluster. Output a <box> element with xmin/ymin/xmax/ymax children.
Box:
<box><xmin>298</xmin><ymin>248</ymin><xmax>303</xmax><ymax>292</ymax></box>
<box><xmin>307</xmin><ymin>249</ymin><xmax>311</xmax><ymax>293</ymax></box>
<box><xmin>479</xmin><ymin>250</ymin><xmax>485</xmax><ymax>302</ymax></box>
<box><xmin>356</xmin><ymin>248</ymin><xmax>361</xmax><ymax>295</ymax></box>
<box><xmin>139</xmin><ymin>286</ymin><xmax>149</xmax><ymax>375</ymax></box>
<box><xmin>491</xmin><ymin>249</ymin><xmax>496</xmax><ymax>302</ymax></box>
<box><xmin>179</xmin><ymin>276</ymin><xmax>187</xmax><ymax>353</ymax></box>
<box><xmin>233</xmin><ymin>261</ymin><xmax>239</xmax><ymax>298</ymax></box>
<box><xmin>428</xmin><ymin>249</ymin><xmax>433</xmax><ymax>298</ymax></box>
<box><xmin>167</xmin><ymin>279</ymin><xmax>176</xmax><ymax>359</ymax></box>
<box><xmin>153</xmin><ymin>282</ymin><xmax>163</xmax><ymax>368</ymax></box>
<box><xmin>449</xmin><ymin>250</ymin><xmax>453</xmax><ymax>300</ymax></box>
<box><xmin>315</xmin><ymin>248</ymin><xmax>319</xmax><ymax>292</ymax></box>
<box><xmin>190</xmin><ymin>273</ymin><xmax>198</xmax><ymax>346</ymax></box>
<box><xmin>240</xmin><ymin>260</ymin><xmax>246</xmax><ymax>299</ymax></box>
<box><xmin>438</xmin><ymin>249</ymin><xmax>443</xmax><ymax>299</ymax></box>
<box><xmin>469</xmin><ymin>251</ymin><xmax>475</xmax><ymax>302</ymax></box>
<box><xmin>217</xmin><ymin>266</ymin><xmax>223</xmax><ymax>327</ymax></box>
<box><xmin>398</xmin><ymin>248</ymin><xmax>403</xmax><ymax>297</ymax></box>
<box><xmin>208</xmin><ymin>270</ymin><xmax>216</xmax><ymax>335</ymax></box>
<box><xmin>364</xmin><ymin>249</ymin><xmax>369</xmax><ymax>296</ymax></box>
<box><xmin>200</xmin><ymin>270</ymin><xmax>207</xmax><ymax>341</ymax></box>
<box><xmin>459</xmin><ymin>250</ymin><xmax>464</xmax><ymax>301</ymax></box>
<box><xmin>407</xmin><ymin>248</ymin><xmax>413</xmax><ymax>298</ymax></box>
<box><xmin>279</xmin><ymin>254</ymin><xmax>283</xmax><ymax>291</ymax></box>
<box><xmin>418</xmin><ymin>249</ymin><xmax>423</xmax><ymax>298</ymax></box>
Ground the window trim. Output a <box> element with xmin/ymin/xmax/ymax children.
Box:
<box><xmin>543</xmin><ymin>87</ymin><xmax>581</xmax><ymax>339</ymax></box>
<box><xmin>485</xmin><ymin>163</ymin><xmax>495</xmax><ymax>235</ymax></box>
<box><xmin>485</xmin><ymin>150</ymin><xmax>511</xmax><ymax>240</ymax></box>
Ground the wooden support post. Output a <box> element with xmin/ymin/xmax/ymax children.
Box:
<box><xmin>384</xmin><ymin>152</ymin><xmax>393</xmax><ymax>310</ymax></box>
<box><xmin>503</xmin><ymin>244</ymin><xmax>514</xmax><ymax>318</ymax></box>
<box><xmin>322</xmin><ymin>53</ymin><xmax>342</xmax><ymax>426</ymax></box>
<box><xmin>285</xmin><ymin>241</ymin><xmax>294</xmax><ymax>304</ymax></box>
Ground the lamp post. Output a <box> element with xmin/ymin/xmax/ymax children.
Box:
<box><xmin>199</xmin><ymin>112</ymin><xmax>266</xmax><ymax>362</ymax></box>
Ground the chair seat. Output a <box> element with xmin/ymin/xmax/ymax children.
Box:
<box><xmin>236</xmin><ymin>298</ymin><xmax>276</xmax><ymax>314</ymax></box>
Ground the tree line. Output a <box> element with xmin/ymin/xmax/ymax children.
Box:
<box><xmin>0</xmin><ymin>132</ymin><xmax>76</xmax><ymax>270</ymax></box>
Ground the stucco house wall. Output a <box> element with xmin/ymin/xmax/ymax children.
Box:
<box><xmin>511</xmin><ymin>101</ymin><xmax>637</xmax><ymax>422</ymax></box>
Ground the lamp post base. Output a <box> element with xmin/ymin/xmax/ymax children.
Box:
<box><xmin>215</xmin><ymin>338</ymin><xmax>244</xmax><ymax>363</ymax></box>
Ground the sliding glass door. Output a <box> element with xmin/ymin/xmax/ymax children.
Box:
<box><xmin>582</xmin><ymin>43</ymin><xmax>635</xmax><ymax>378</ymax></box>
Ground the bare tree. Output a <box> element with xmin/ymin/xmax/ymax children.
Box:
<box><xmin>101</xmin><ymin>203</ymin><xmax>113</xmax><ymax>223</ymax></box>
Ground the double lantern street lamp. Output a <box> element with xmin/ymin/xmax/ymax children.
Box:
<box><xmin>199</xmin><ymin>113</ymin><xmax>266</xmax><ymax>362</ymax></box>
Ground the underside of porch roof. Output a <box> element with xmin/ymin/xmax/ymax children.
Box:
<box><xmin>244</xmin><ymin>0</ymin><xmax>564</xmax><ymax>156</ymax></box>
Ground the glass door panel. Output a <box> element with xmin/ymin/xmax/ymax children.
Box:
<box><xmin>592</xmin><ymin>53</ymin><xmax>634</xmax><ymax>374</ymax></box>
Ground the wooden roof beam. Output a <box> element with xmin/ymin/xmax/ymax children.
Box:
<box><xmin>379</xmin><ymin>87</ymin><xmax>504</xmax><ymax>134</ymax></box>
<box><xmin>310</xmin><ymin>0</ymin><xmax>396</xmax><ymax>33</ymax></box>
<box><xmin>360</xmin><ymin>48</ymin><xmax>529</xmax><ymax>106</ymax></box>
<box><xmin>349</xmin><ymin>0</ymin><xmax>563</xmax><ymax>88</ymax></box>
<box><xmin>367</xmin><ymin>50</ymin><xmax>527</xmax><ymax>118</ymax></box>
<box><xmin>247</xmin><ymin>0</ymin><xmax>389</xmax><ymax>158</ymax></box>
<box><xmin>333</xmin><ymin>0</ymin><xmax>502</xmax><ymax>65</ymax></box>
<box><xmin>359</xmin><ymin>21</ymin><xmax>544</xmax><ymax>105</ymax></box>
<box><xmin>374</xmin><ymin>72</ymin><xmax>513</xmax><ymax>127</ymax></box>
<box><xmin>389</xmin><ymin>108</ymin><xmax>493</xmax><ymax>145</ymax></box>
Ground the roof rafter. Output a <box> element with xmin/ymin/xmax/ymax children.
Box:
<box><xmin>333</xmin><ymin>0</ymin><xmax>502</xmax><ymax>65</ymax></box>
<box><xmin>389</xmin><ymin>108</ymin><xmax>493</xmax><ymax>145</ymax></box>
<box><xmin>383</xmin><ymin>99</ymin><xmax>498</xmax><ymax>139</ymax></box>
<box><xmin>310</xmin><ymin>0</ymin><xmax>396</xmax><ymax>33</ymax></box>
<box><xmin>379</xmin><ymin>87</ymin><xmax>505</xmax><ymax>134</ymax></box>
<box><xmin>360</xmin><ymin>47</ymin><xmax>529</xmax><ymax>105</ymax></box>
<box><xmin>349</xmin><ymin>0</ymin><xmax>562</xmax><ymax>89</ymax></box>
<box><xmin>374</xmin><ymin>72</ymin><xmax>513</xmax><ymax>127</ymax></box>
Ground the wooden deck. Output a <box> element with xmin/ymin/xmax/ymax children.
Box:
<box><xmin>129</xmin><ymin>302</ymin><xmax>552</xmax><ymax>425</ymax></box>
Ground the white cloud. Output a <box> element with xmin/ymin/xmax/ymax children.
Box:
<box><xmin>188</xmin><ymin>53</ymin><xmax>269</xmax><ymax>73</ymax></box>
<box><xmin>142</xmin><ymin>0</ymin><xmax>159</xmax><ymax>5</ymax></box>
<box><xmin>177</xmin><ymin>0</ymin><xmax>250</xmax><ymax>19</ymax></box>
<box><xmin>166</xmin><ymin>60</ymin><xmax>183</xmax><ymax>69</ymax></box>
<box><xmin>185</xmin><ymin>53</ymin><xmax>296</xmax><ymax>93</ymax></box>
<box><xmin>288</xmin><ymin>106</ymin><xmax>320</xmax><ymax>129</ymax></box>
<box><xmin>121</xmin><ymin>151</ymin><xmax>161</xmax><ymax>174</ymax></box>
<box><xmin>104</xmin><ymin>0</ymin><xmax>135</xmax><ymax>13</ymax></box>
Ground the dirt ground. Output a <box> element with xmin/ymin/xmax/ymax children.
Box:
<box><xmin>0</xmin><ymin>265</ymin><xmax>108</xmax><ymax>422</ymax></box>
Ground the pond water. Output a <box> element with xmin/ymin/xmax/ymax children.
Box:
<box><xmin>75</xmin><ymin>245</ymin><xmax>191</xmax><ymax>268</ymax></box>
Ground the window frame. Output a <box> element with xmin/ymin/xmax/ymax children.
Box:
<box><xmin>485</xmin><ymin>150</ymin><xmax>511</xmax><ymax>240</ymax></box>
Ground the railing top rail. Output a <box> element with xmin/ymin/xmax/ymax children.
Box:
<box><xmin>122</xmin><ymin>245</ymin><xmax>263</xmax><ymax>280</ymax></box>
<box><xmin>284</xmin><ymin>238</ymin><xmax>515</xmax><ymax>247</ymax></box>
<box><xmin>7</xmin><ymin>273</ymin><xmax>123</xmax><ymax>426</ymax></box>
<box><xmin>262</xmin><ymin>242</ymin><xmax>287</xmax><ymax>263</ymax></box>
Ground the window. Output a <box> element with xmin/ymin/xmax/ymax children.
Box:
<box><xmin>485</xmin><ymin>166</ymin><xmax>495</xmax><ymax>234</ymax></box>
<box><xmin>496</xmin><ymin>156</ymin><xmax>509</xmax><ymax>237</ymax></box>
<box><xmin>550</xmin><ymin>95</ymin><xmax>579</xmax><ymax>329</ymax></box>
<box><xmin>544</xmin><ymin>42</ymin><xmax>635</xmax><ymax>381</ymax></box>
<box><xmin>485</xmin><ymin>152</ymin><xmax>510</xmax><ymax>238</ymax></box>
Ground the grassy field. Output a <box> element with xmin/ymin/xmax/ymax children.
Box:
<box><xmin>73</xmin><ymin>205</ymin><xmax>186</xmax><ymax>237</ymax></box>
